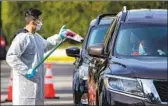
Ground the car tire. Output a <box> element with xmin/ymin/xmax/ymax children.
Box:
<box><xmin>73</xmin><ymin>90</ymin><xmax>81</xmax><ymax>105</ymax></box>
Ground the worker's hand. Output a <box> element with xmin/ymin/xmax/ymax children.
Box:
<box><xmin>26</xmin><ymin>69</ymin><xmax>36</xmax><ymax>79</ymax></box>
<box><xmin>59</xmin><ymin>25</ymin><xmax>75</xmax><ymax>39</ymax></box>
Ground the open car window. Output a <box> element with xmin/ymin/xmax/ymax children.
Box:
<box><xmin>114</xmin><ymin>24</ymin><xmax>167</xmax><ymax>57</ymax></box>
<box><xmin>86</xmin><ymin>25</ymin><xmax>110</xmax><ymax>49</ymax></box>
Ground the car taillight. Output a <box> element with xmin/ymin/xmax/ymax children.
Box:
<box><xmin>0</xmin><ymin>36</ymin><xmax>6</xmax><ymax>47</ymax></box>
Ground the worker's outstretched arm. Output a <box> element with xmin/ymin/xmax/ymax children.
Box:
<box><xmin>40</xmin><ymin>25</ymin><xmax>66</xmax><ymax>52</ymax></box>
<box><xmin>6</xmin><ymin>33</ymin><xmax>29</xmax><ymax>75</ymax></box>
<box><xmin>44</xmin><ymin>34</ymin><xmax>63</xmax><ymax>52</ymax></box>
<box><xmin>39</xmin><ymin>25</ymin><xmax>82</xmax><ymax>52</ymax></box>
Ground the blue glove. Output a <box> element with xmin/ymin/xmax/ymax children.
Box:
<box><xmin>59</xmin><ymin>25</ymin><xmax>76</xmax><ymax>39</ymax></box>
<box><xmin>59</xmin><ymin>25</ymin><xmax>67</xmax><ymax>39</ymax></box>
<box><xmin>26</xmin><ymin>69</ymin><xmax>36</xmax><ymax>79</ymax></box>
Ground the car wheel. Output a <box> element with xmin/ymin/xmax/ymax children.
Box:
<box><xmin>73</xmin><ymin>90</ymin><xmax>81</xmax><ymax>105</ymax></box>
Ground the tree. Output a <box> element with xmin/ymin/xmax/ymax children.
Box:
<box><xmin>1</xmin><ymin>1</ymin><xmax>166</xmax><ymax>45</ymax></box>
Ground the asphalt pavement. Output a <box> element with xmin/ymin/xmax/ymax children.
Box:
<box><xmin>0</xmin><ymin>61</ymin><xmax>75</xmax><ymax>105</ymax></box>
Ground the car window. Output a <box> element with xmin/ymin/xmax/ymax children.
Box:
<box><xmin>87</xmin><ymin>25</ymin><xmax>109</xmax><ymax>48</ymax></box>
<box><xmin>114</xmin><ymin>24</ymin><xmax>167</xmax><ymax>57</ymax></box>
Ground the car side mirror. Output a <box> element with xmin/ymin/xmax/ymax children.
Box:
<box><xmin>66</xmin><ymin>47</ymin><xmax>80</xmax><ymax>58</ymax></box>
<box><xmin>88</xmin><ymin>44</ymin><xmax>107</xmax><ymax>58</ymax></box>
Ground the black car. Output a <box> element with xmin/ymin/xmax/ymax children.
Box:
<box><xmin>88</xmin><ymin>7</ymin><xmax>168</xmax><ymax>106</ymax></box>
<box><xmin>66</xmin><ymin>14</ymin><xmax>115</xmax><ymax>105</ymax></box>
<box><xmin>0</xmin><ymin>28</ymin><xmax>7</xmax><ymax>60</ymax></box>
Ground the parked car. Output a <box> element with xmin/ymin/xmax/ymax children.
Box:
<box><xmin>0</xmin><ymin>28</ymin><xmax>7</xmax><ymax>60</ymax></box>
<box><xmin>66</xmin><ymin>13</ymin><xmax>115</xmax><ymax>105</ymax></box>
<box><xmin>88</xmin><ymin>7</ymin><xmax>168</xmax><ymax>106</ymax></box>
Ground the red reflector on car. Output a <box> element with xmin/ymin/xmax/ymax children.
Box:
<box><xmin>0</xmin><ymin>36</ymin><xmax>6</xmax><ymax>47</ymax></box>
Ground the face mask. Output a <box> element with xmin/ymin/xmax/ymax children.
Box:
<box><xmin>36</xmin><ymin>21</ymin><xmax>43</xmax><ymax>31</ymax></box>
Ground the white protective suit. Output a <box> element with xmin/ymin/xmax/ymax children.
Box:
<box><xmin>6</xmin><ymin>29</ymin><xmax>62</xmax><ymax>105</ymax></box>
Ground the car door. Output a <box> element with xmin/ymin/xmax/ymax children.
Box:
<box><xmin>87</xmin><ymin>17</ymin><xmax>117</xmax><ymax>106</ymax></box>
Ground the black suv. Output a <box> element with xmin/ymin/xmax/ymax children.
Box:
<box><xmin>66</xmin><ymin>14</ymin><xmax>115</xmax><ymax>105</ymax></box>
<box><xmin>88</xmin><ymin>7</ymin><xmax>168</xmax><ymax>106</ymax></box>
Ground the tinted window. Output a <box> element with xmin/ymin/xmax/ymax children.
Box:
<box><xmin>87</xmin><ymin>25</ymin><xmax>109</xmax><ymax>48</ymax></box>
<box><xmin>114</xmin><ymin>24</ymin><xmax>167</xmax><ymax>56</ymax></box>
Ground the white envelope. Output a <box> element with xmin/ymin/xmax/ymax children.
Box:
<box><xmin>65</xmin><ymin>29</ymin><xmax>84</xmax><ymax>42</ymax></box>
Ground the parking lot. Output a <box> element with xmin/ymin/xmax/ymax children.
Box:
<box><xmin>1</xmin><ymin>2</ymin><xmax>167</xmax><ymax>106</ymax></box>
<box><xmin>1</xmin><ymin>61</ymin><xmax>74</xmax><ymax>105</ymax></box>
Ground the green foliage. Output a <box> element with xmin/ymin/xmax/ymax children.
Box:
<box><xmin>0</xmin><ymin>2</ymin><xmax>1</xmax><ymax>27</ymax></box>
<box><xmin>1</xmin><ymin>1</ymin><xmax>166</xmax><ymax>46</ymax></box>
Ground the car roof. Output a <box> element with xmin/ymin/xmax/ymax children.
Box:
<box><xmin>90</xmin><ymin>19</ymin><xmax>97</xmax><ymax>26</ymax></box>
<box><xmin>125</xmin><ymin>9</ymin><xmax>167</xmax><ymax>24</ymax></box>
<box><xmin>99</xmin><ymin>17</ymin><xmax>114</xmax><ymax>25</ymax></box>
<box><xmin>90</xmin><ymin>16</ymin><xmax>114</xmax><ymax>27</ymax></box>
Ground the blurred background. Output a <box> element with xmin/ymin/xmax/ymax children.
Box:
<box><xmin>0</xmin><ymin>1</ymin><xmax>167</xmax><ymax>47</ymax></box>
<box><xmin>0</xmin><ymin>1</ymin><xmax>167</xmax><ymax>105</ymax></box>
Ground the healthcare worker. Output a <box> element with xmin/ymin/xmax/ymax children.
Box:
<box><xmin>6</xmin><ymin>8</ymin><xmax>74</xmax><ymax>105</ymax></box>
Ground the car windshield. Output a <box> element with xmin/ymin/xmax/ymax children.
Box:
<box><xmin>114</xmin><ymin>24</ymin><xmax>167</xmax><ymax>57</ymax></box>
<box><xmin>87</xmin><ymin>25</ymin><xmax>109</xmax><ymax>48</ymax></box>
